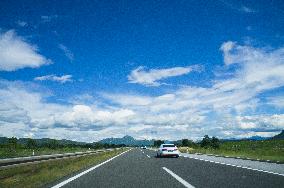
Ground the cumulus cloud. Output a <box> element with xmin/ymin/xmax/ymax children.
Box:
<box><xmin>58</xmin><ymin>44</ymin><xmax>74</xmax><ymax>61</ymax></box>
<box><xmin>34</xmin><ymin>74</ymin><xmax>73</xmax><ymax>83</ymax></box>
<box><xmin>0</xmin><ymin>30</ymin><xmax>51</xmax><ymax>71</ymax></box>
<box><xmin>0</xmin><ymin>80</ymin><xmax>135</xmax><ymax>139</ymax></box>
<box><xmin>236</xmin><ymin>115</ymin><xmax>284</xmax><ymax>131</ymax></box>
<box><xmin>128</xmin><ymin>65</ymin><xmax>200</xmax><ymax>86</ymax></box>
<box><xmin>1</xmin><ymin>41</ymin><xmax>284</xmax><ymax>141</ymax></box>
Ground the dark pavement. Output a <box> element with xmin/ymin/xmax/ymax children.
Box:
<box><xmin>56</xmin><ymin>149</ymin><xmax>284</xmax><ymax>188</ymax></box>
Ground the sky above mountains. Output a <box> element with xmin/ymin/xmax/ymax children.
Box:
<box><xmin>0</xmin><ymin>0</ymin><xmax>284</xmax><ymax>142</ymax></box>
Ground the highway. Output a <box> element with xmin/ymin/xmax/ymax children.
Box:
<box><xmin>51</xmin><ymin>148</ymin><xmax>284</xmax><ymax>188</ymax></box>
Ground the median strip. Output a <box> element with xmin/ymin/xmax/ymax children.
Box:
<box><xmin>162</xmin><ymin>167</ymin><xmax>195</xmax><ymax>188</ymax></box>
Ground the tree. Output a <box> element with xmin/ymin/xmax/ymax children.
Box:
<box><xmin>46</xmin><ymin>139</ymin><xmax>60</xmax><ymax>149</ymax></box>
<box><xmin>182</xmin><ymin>139</ymin><xmax>190</xmax><ymax>146</ymax></box>
<box><xmin>211</xmin><ymin>137</ymin><xmax>220</xmax><ymax>149</ymax></box>
<box><xmin>154</xmin><ymin>140</ymin><xmax>164</xmax><ymax>147</ymax></box>
<box><xmin>200</xmin><ymin>135</ymin><xmax>211</xmax><ymax>148</ymax></box>
<box><xmin>26</xmin><ymin>138</ymin><xmax>37</xmax><ymax>149</ymax></box>
<box><xmin>181</xmin><ymin>139</ymin><xmax>196</xmax><ymax>147</ymax></box>
<box><xmin>8</xmin><ymin>137</ymin><xmax>18</xmax><ymax>151</ymax></box>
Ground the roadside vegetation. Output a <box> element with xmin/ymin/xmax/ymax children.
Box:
<box><xmin>177</xmin><ymin>136</ymin><xmax>284</xmax><ymax>163</ymax></box>
<box><xmin>0</xmin><ymin>148</ymin><xmax>126</xmax><ymax>188</ymax></box>
<box><xmin>0</xmin><ymin>137</ymin><xmax>125</xmax><ymax>159</ymax></box>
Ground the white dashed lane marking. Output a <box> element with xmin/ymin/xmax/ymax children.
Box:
<box><xmin>163</xmin><ymin>167</ymin><xmax>195</xmax><ymax>188</ymax></box>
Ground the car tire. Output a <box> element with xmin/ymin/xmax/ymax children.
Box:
<box><xmin>176</xmin><ymin>155</ymin><xmax>179</xmax><ymax>158</ymax></box>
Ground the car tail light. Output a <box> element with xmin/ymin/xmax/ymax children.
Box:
<box><xmin>162</xmin><ymin>149</ymin><xmax>167</xmax><ymax>151</ymax></box>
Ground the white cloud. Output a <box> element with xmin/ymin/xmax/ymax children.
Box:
<box><xmin>34</xmin><ymin>74</ymin><xmax>73</xmax><ymax>83</ymax></box>
<box><xmin>240</xmin><ymin>6</ymin><xmax>255</xmax><ymax>13</ymax></box>
<box><xmin>0</xmin><ymin>30</ymin><xmax>51</xmax><ymax>71</ymax></box>
<box><xmin>41</xmin><ymin>15</ymin><xmax>58</xmax><ymax>22</ymax></box>
<box><xmin>267</xmin><ymin>96</ymin><xmax>284</xmax><ymax>108</ymax></box>
<box><xmin>58</xmin><ymin>44</ymin><xmax>74</xmax><ymax>61</ymax></box>
<box><xmin>236</xmin><ymin>115</ymin><xmax>284</xmax><ymax>130</ymax></box>
<box><xmin>16</xmin><ymin>21</ymin><xmax>27</xmax><ymax>27</ymax></box>
<box><xmin>128</xmin><ymin>65</ymin><xmax>200</xmax><ymax>86</ymax></box>
<box><xmin>103</xmin><ymin>93</ymin><xmax>152</xmax><ymax>106</ymax></box>
<box><xmin>0</xmin><ymin>80</ymin><xmax>135</xmax><ymax>139</ymax></box>
<box><xmin>220</xmin><ymin>1</ymin><xmax>256</xmax><ymax>14</ymax></box>
<box><xmin>1</xmin><ymin>41</ymin><xmax>284</xmax><ymax>141</ymax></box>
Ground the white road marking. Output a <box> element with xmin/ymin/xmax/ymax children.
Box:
<box><xmin>146</xmin><ymin>155</ymin><xmax>150</xmax><ymax>158</ymax></box>
<box><xmin>51</xmin><ymin>149</ymin><xmax>131</xmax><ymax>188</ymax></box>
<box><xmin>181</xmin><ymin>154</ymin><xmax>284</xmax><ymax>176</ymax></box>
<box><xmin>162</xmin><ymin>167</ymin><xmax>195</xmax><ymax>188</ymax></box>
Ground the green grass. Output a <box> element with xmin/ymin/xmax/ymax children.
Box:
<box><xmin>0</xmin><ymin>147</ymin><xmax>92</xmax><ymax>159</ymax></box>
<box><xmin>179</xmin><ymin>140</ymin><xmax>284</xmax><ymax>162</ymax></box>
<box><xmin>0</xmin><ymin>148</ymin><xmax>126</xmax><ymax>188</ymax></box>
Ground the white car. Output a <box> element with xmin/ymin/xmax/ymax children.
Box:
<box><xmin>141</xmin><ymin>146</ymin><xmax>147</xmax><ymax>149</ymax></box>
<box><xmin>157</xmin><ymin>144</ymin><xmax>179</xmax><ymax>158</ymax></box>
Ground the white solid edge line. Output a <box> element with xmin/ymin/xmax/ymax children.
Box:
<box><xmin>162</xmin><ymin>167</ymin><xmax>195</xmax><ymax>188</ymax></box>
<box><xmin>51</xmin><ymin>149</ymin><xmax>131</xmax><ymax>188</ymax></box>
<box><xmin>182</xmin><ymin>155</ymin><xmax>284</xmax><ymax>176</ymax></box>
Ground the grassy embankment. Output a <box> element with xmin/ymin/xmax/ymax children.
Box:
<box><xmin>179</xmin><ymin>140</ymin><xmax>284</xmax><ymax>162</ymax></box>
<box><xmin>0</xmin><ymin>148</ymin><xmax>126</xmax><ymax>188</ymax></box>
<box><xmin>0</xmin><ymin>147</ymin><xmax>92</xmax><ymax>159</ymax></box>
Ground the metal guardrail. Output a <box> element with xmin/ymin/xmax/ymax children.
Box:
<box><xmin>0</xmin><ymin>148</ymin><xmax>117</xmax><ymax>169</ymax></box>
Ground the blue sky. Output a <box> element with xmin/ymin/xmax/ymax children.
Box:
<box><xmin>0</xmin><ymin>0</ymin><xmax>284</xmax><ymax>141</ymax></box>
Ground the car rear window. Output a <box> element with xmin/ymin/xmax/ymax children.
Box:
<box><xmin>163</xmin><ymin>145</ymin><xmax>175</xmax><ymax>147</ymax></box>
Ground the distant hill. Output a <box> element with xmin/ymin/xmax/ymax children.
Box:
<box><xmin>99</xmin><ymin>135</ymin><xmax>154</xmax><ymax>146</ymax></box>
<box><xmin>272</xmin><ymin>130</ymin><xmax>284</xmax><ymax>140</ymax></box>
<box><xmin>221</xmin><ymin>136</ymin><xmax>269</xmax><ymax>142</ymax></box>
<box><xmin>221</xmin><ymin>131</ymin><xmax>284</xmax><ymax>142</ymax></box>
<box><xmin>245</xmin><ymin>136</ymin><xmax>270</xmax><ymax>141</ymax></box>
<box><xmin>0</xmin><ymin>137</ymin><xmax>88</xmax><ymax>146</ymax></box>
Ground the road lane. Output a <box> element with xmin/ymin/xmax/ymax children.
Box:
<box><xmin>54</xmin><ymin>148</ymin><xmax>284</xmax><ymax>188</ymax></box>
<box><xmin>144</xmin><ymin>149</ymin><xmax>284</xmax><ymax>188</ymax></box>
<box><xmin>60</xmin><ymin>149</ymin><xmax>184</xmax><ymax>188</ymax></box>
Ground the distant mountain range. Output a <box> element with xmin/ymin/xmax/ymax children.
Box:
<box><xmin>222</xmin><ymin>130</ymin><xmax>284</xmax><ymax>141</ymax></box>
<box><xmin>0</xmin><ymin>130</ymin><xmax>283</xmax><ymax>146</ymax></box>
<box><xmin>272</xmin><ymin>130</ymin><xmax>284</xmax><ymax>140</ymax></box>
<box><xmin>99</xmin><ymin>135</ymin><xmax>154</xmax><ymax>146</ymax></box>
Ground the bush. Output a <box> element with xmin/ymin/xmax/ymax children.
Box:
<box><xmin>181</xmin><ymin>139</ymin><xmax>196</xmax><ymax>147</ymax></box>
<box><xmin>200</xmin><ymin>135</ymin><xmax>220</xmax><ymax>149</ymax></box>
<box><xmin>26</xmin><ymin>138</ymin><xmax>37</xmax><ymax>149</ymax></box>
<box><xmin>154</xmin><ymin>140</ymin><xmax>164</xmax><ymax>147</ymax></box>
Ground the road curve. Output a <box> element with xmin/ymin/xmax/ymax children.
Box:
<box><xmin>51</xmin><ymin>148</ymin><xmax>284</xmax><ymax>188</ymax></box>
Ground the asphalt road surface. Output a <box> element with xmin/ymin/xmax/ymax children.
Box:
<box><xmin>52</xmin><ymin>148</ymin><xmax>284</xmax><ymax>188</ymax></box>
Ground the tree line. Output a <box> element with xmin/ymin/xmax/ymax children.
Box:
<box><xmin>0</xmin><ymin>137</ymin><xmax>126</xmax><ymax>151</ymax></box>
<box><xmin>153</xmin><ymin>135</ymin><xmax>220</xmax><ymax>149</ymax></box>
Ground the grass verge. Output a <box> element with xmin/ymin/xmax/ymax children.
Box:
<box><xmin>0</xmin><ymin>148</ymin><xmax>126</xmax><ymax>188</ymax></box>
<box><xmin>179</xmin><ymin>140</ymin><xmax>284</xmax><ymax>163</ymax></box>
